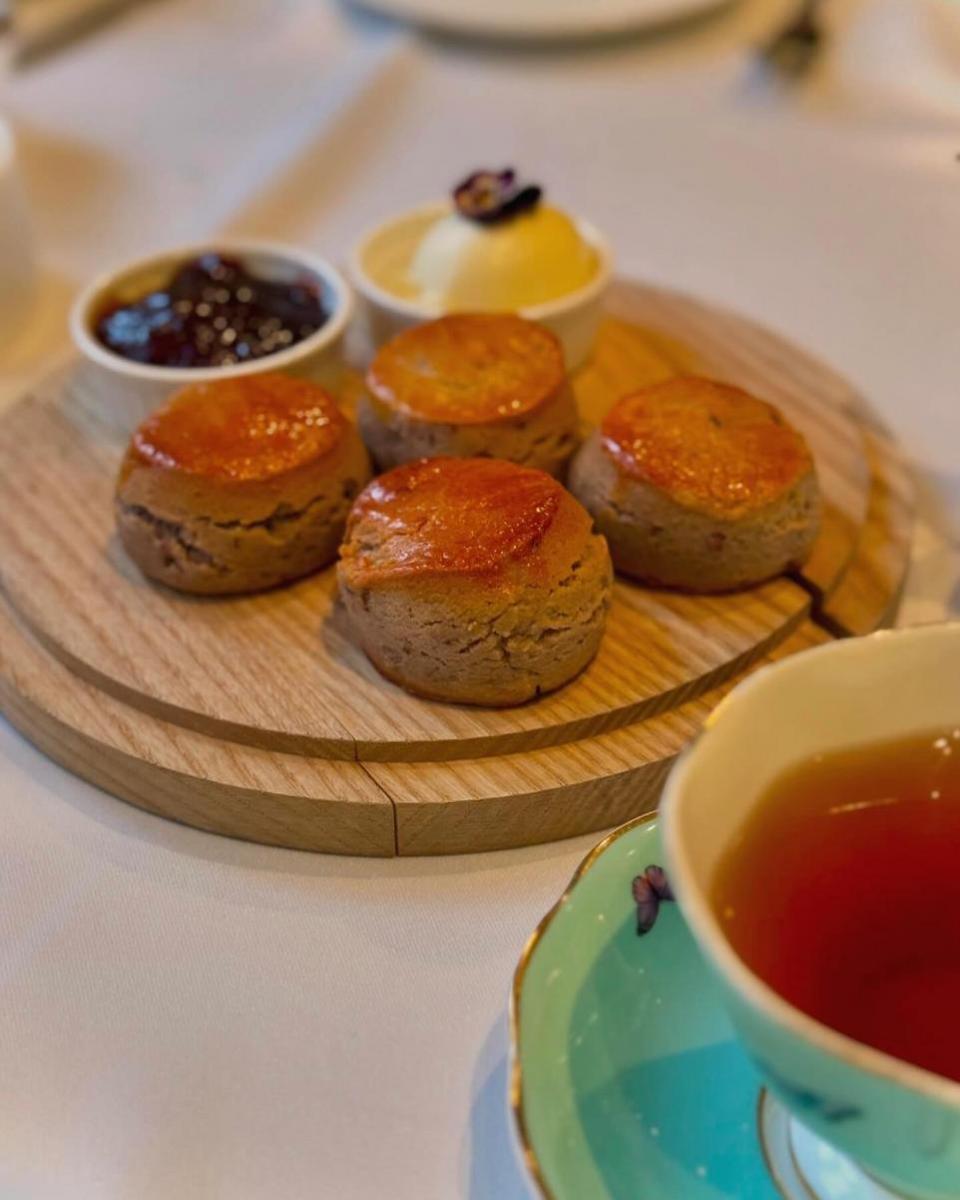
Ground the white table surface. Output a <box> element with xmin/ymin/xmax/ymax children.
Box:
<box><xmin>0</xmin><ymin>2</ymin><xmax>958</xmax><ymax>1197</ymax></box>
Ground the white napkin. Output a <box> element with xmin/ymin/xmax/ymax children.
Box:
<box><xmin>826</xmin><ymin>0</ymin><xmax>960</xmax><ymax>126</ymax></box>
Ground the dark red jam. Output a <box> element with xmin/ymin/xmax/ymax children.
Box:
<box><xmin>95</xmin><ymin>253</ymin><xmax>330</xmax><ymax>369</ymax></box>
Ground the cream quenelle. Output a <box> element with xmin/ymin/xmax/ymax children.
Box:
<box><xmin>360</xmin><ymin>170</ymin><xmax>601</xmax><ymax>312</ymax></box>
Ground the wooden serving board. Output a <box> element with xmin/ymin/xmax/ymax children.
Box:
<box><xmin>0</xmin><ymin>283</ymin><xmax>913</xmax><ymax>855</ymax></box>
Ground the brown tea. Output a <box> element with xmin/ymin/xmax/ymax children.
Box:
<box><xmin>711</xmin><ymin>729</ymin><xmax>960</xmax><ymax>1083</ymax></box>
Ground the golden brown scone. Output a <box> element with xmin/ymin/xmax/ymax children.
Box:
<box><xmin>567</xmin><ymin>377</ymin><xmax>821</xmax><ymax>592</ymax></box>
<box><xmin>358</xmin><ymin>314</ymin><xmax>578</xmax><ymax>476</ymax></box>
<box><xmin>337</xmin><ymin>457</ymin><xmax>612</xmax><ymax>705</ymax></box>
<box><xmin>115</xmin><ymin>373</ymin><xmax>372</xmax><ymax>594</ymax></box>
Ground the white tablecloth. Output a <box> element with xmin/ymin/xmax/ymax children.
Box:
<box><xmin>0</xmin><ymin>2</ymin><xmax>957</xmax><ymax>1197</ymax></box>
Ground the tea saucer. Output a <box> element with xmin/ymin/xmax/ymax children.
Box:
<box><xmin>509</xmin><ymin>814</ymin><xmax>908</xmax><ymax>1200</ymax></box>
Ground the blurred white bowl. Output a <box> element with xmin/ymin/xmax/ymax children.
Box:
<box><xmin>70</xmin><ymin>239</ymin><xmax>354</xmax><ymax>434</ymax></box>
<box><xmin>349</xmin><ymin>203</ymin><xmax>612</xmax><ymax>371</ymax></box>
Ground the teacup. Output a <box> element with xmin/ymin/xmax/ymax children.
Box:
<box><xmin>662</xmin><ymin>623</ymin><xmax>960</xmax><ymax>1200</ymax></box>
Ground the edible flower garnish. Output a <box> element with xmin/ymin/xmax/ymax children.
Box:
<box><xmin>632</xmin><ymin>864</ymin><xmax>675</xmax><ymax>936</ymax></box>
<box><xmin>452</xmin><ymin>169</ymin><xmax>542</xmax><ymax>225</ymax></box>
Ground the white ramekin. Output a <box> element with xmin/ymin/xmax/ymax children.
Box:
<box><xmin>70</xmin><ymin>239</ymin><xmax>354</xmax><ymax>434</ymax></box>
<box><xmin>348</xmin><ymin>203</ymin><xmax>613</xmax><ymax>371</ymax></box>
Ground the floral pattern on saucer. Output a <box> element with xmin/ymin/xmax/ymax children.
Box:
<box><xmin>510</xmin><ymin>814</ymin><xmax>781</xmax><ymax>1199</ymax></box>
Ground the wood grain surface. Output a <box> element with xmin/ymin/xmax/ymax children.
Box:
<box><xmin>378</xmin><ymin>625</ymin><xmax>837</xmax><ymax>856</ymax></box>
<box><xmin>817</xmin><ymin>423</ymin><xmax>915</xmax><ymax>635</ymax></box>
<box><xmin>0</xmin><ymin>285</ymin><xmax>914</xmax><ymax>856</ymax></box>
<box><xmin>0</xmin><ymin>600</ymin><xmax>396</xmax><ymax>856</ymax></box>
<box><xmin>0</xmin><ymin>589</ymin><xmax>828</xmax><ymax>858</ymax></box>
<box><xmin>0</xmin><ymin>283</ymin><xmax>870</xmax><ymax>763</ymax></box>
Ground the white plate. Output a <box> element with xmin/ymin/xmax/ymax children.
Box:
<box><xmin>352</xmin><ymin>0</ymin><xmax>729</xmax><ymax>42</ymax></box>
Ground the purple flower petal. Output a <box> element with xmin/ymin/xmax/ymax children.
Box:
<box><xmin>499</xmin><ymin>184</ymin><xmax>542</xmax><ymax>219</ymax></box>
<box><xmin>632</xmin><ymin>874</ymin><xmax>660</xmax><ymax>936</ymax></box>
<box><xmin>632</xmin><ymin>865</ymin><xmax>675</xmax><ymax>936</ymax></box>
<box><xmin>452</xmin><ymin>169</ymin><xmax>542</xmax><ymax>225</ymax></box>
<box><xmin>645</xmin><ymin>865</ymin><xmax>674</xmax><ymax>902</ymax></box>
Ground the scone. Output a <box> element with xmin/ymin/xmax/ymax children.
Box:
<box><xmin>115</xmin><ymin>373</ymin><xmax>372</xmax><ymax>594</ymax></box>
<box><xmin>568</xmin><ymin>377</ymin><xmax>820</xmax><ymax>592</ymax></box>
<box><xmin>337</xmin><ymin>457</ymin><xmax>612</xmax><ymax>705</ymax></box>
<box><xmin>358</xmin><ymin>313</ymin><xmax>578</xmax><ymax>476</ymax></box>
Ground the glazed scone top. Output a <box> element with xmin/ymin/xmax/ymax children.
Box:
<box><xmin>127</xmin><ymin>373</ymin><xmax>346</xmax><ymax>483</ymax></box>
<box><xmin>365</xmin><ymin>314</ymin><xmax>565</xmax><ymax>426</ymax></box>
<box><xmin>601</xmin><ymin>377</ymin><xmax>814</xmax><ymax>520</ymax></box>
<box><xmin>340</xmin><ymin>457</ymin><xmax>583</xmax><ymax>583</ymax></box>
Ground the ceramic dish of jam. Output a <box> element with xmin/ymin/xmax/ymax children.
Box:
<box><xmin>70</xmin><ymin>239</ymin><xmax>353</xmax><ymax>430</ymax></box>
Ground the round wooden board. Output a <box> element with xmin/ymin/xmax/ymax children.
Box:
<box><xmin>0</xmin><ymin>282</ymin><xmax>871</xmax><ymax>763</ymax></box>
<box><xmin>0</xmin><ymin>421</ymin><xmax>913</xmax><ymax>856</ymax></box>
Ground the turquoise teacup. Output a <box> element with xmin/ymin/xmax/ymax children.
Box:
<box><xmin>662</xmin><ymin>624</ymin><xmax>960</xmax><ymax>1200</ymax></box>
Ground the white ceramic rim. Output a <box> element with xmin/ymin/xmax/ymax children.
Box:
<box><xmin>661</xmin><ymin>622</ymin><xmax>960</xmax><ymax>1111</ymax></box>
<box><xmin>69</xmin><ymin>238</ymin><xmax>354</xmax><ymax>384</ymax></box>
<box><xmin>347</xmin><ymin>201</ymin><xmax>613</xmax><ymax>323</ymax></box>
<box><xmin>352</xmin><ymin>0</ymin><xmax>727</xmax><ymax>42</ymax></box>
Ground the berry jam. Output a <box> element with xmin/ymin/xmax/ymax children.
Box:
<box><xmin>95</xmin><ymin>254</ymin><xmax>330</xmax><ymax>369</ymax></box>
